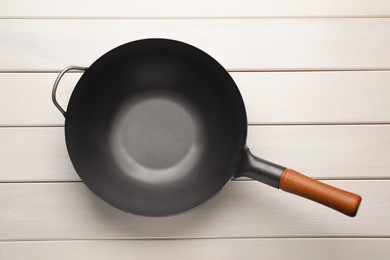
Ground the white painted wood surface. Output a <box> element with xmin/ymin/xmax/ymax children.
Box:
<box><xmin>1</xmin><ymin>71</ymin><xmax>390</xmax><ymax>126</ymax></box>
<box><xmin>1</xmin><ymin>0</ymin><xmax>390</xmax><ymax>18</ymax></box>
<box><xmin>1</xmin><ymin>19</ymin><xmax>390</xmax><ymax>71</ymax></box>
<box><xmin>0</xmin><ymin>181</ymin><xmax>388</xmax><ymax>240</ymax></box>
<box><xmin>1</xmin><ymin>239</ymin><xmax>389</xmax><ymax>260</ymax></box>
<box><xmin>1</xmin><ymin>125</ymin><xmax>389</xmax><ymax>182</ymax></box>
<box><xmin>0</xmin><ymin>0</ymin><xmax>389</xmax><ymax>258</ymax></box>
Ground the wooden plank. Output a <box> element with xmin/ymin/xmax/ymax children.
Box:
<box><xmin>0</xmin><ymin>127</ymin><xmax>74</xmax><ymax>182</ymax></box>
<box><xmin>0</xmin><ymin>180</ymin><xmax>388</xmax><ymax>239</ymax></box>
<box><xmin>0</xmin><ymin>239</ymin><xmax>389</xmax><ymax>260</ymax></box>
<box><xmin>234</xmin><ymin>71</ymin><xmax>390</xmax><ymax>124</ymax></box>
<box><xmin>0</xmin><ymin>19</ymin><xmax>390</xmax><ymax>71</ymax></box>
<box><xmin>1</xmin><ymin>0</ymin><xmax>390</xmax><ymax>18</ymax></box>
<box><xmin>0</xmin><ymin>125</ymin><xmax>388</xmax><ymax>182</ymax></box>
<box><xmin>2</xmin><ymin>71</ymin><xmax>390</xmax><ymax>126</ymax></box>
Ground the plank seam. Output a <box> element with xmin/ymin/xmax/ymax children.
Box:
<box><xmin>1</xmin><ymin>123</ymin><xmax>390</xmax><ymax>128</ymax></box>
<box><xmin>2</xmin><ymin>68</ymin><xmax>390</xmax><ymax>73</ymax></box>
<box><xmin>1</xmin><ymin>16</ymin><xmax>390</xmax><ymax>20</ymax></box>
<box><xmin>0</xmin><ymin>179</ymin><xmax>389</xmax><ymax>184</ymax></box>
<box><xmin>0</xmin><ymin>236</ymin><xmax>390</xmax><ymax>242</ymax></box>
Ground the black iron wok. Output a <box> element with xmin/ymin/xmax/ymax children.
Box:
<box><xmin>52</xmin><ymin>39</ymin><xmax>361</xmax><ymax>217</ymax></box>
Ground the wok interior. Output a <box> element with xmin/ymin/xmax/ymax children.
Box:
<box><xmin>65</xmin><ymin>39</ymin><xmax>247</xmax><ymax>216</ymax></box>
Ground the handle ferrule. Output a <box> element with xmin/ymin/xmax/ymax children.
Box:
<box><xmin>236</xmin><ymin>148</ymin><xmax>285</xmax><ymax>188</ymax></box>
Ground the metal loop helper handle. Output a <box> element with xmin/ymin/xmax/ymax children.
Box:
<box><xmin>52</xmin><ymin>66</ymin><xmax>88</xmax><ymax>117</ymax></box>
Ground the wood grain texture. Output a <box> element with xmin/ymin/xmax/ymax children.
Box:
<box><xmin>2</xmin><ymin>71</ymin><xmax>390</xmax><ymax>126</ymax></box>
<box><xmin>1</xmin><ymin>19</ymin><xmax>390</xmax><ymax>71</ymax></box>
<box><xmin>1</xmin><ymin>0</ymin><xmax>390</xmax><ymax>18</ymax></box>
<box><xmin>280</xmin><ymin>169</ymin><xmax>362</xmax><ymax>217</ymax></box>
<box><xmin>0</xmin><ymin>239</ymin><xmax>389</xmax><ymax>260</ymax></box>
<box><xmin>0</xmin><ymin>181</ymin><xmax>388</xmax><ymax>240</ymax></box>
<box><xmin>0</xmin><ymin>125</ymin><xmax>389</xmax><ymax>182</ymax></box>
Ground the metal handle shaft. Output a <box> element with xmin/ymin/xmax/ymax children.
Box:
<box><xmin>52</xmin><ymin>66</ymin><xmax>88</xmax><ymax>117</ymax></box>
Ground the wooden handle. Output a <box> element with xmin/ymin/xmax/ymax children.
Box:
<box><xmin>280</xmin><ymin>169</ymin><xmax>362</xmax><ymax>217</ymax></box>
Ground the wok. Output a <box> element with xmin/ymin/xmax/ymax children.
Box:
<box><xmin>52</xmin><ymin>39</ymin><xmax>362</xmax><ymax>217</ymax></box>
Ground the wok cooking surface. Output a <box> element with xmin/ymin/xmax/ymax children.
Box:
<box><xmin>110</xmin><ymin>92</ymin><xmax>204</xmax><ymax>184</ymax></box>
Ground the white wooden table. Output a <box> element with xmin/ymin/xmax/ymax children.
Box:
<box><xmin>0</xmin><ymin>1</ymin><xmax>389</xmax><ymax>259</ymax></box>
